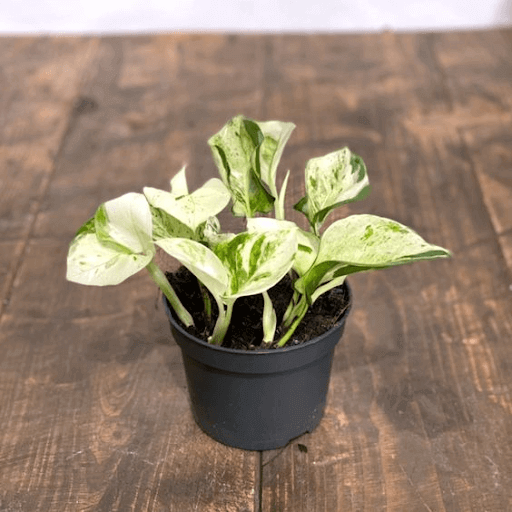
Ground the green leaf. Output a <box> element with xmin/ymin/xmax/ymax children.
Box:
<box><xmin>208</xmin><ymin>115</ymin><xmax>276</xmax><ymax>217</ymax></box>
<box><xmin>144</xmin><ymin>178</ymin><xmax>230</xmax><ymax>233</ymax></box>
<box><xmin>294</xmin><ymin>260</ymin><xmax>340</xmax><ymax>300</ymax></box>
<box><xmin>67</xmin><ymin>232</ymin><xmax>153</xmax><ymax>286</ymax></box>
<box><xmin>294</xmin><ymin>147</ymin><xmax>370</xmax><ymax>233</ymax></box>
<box><xmin>318</xmin><ymin>214</ymin><xmax>451</xmax><ymax>267</ymax></box>
<box><xmin>94</xmin><ymin>192</ymin><xmax>154</xmax><ymax>255</ymax></box>
<box><xmin>156</xmin><ymin>237</ymin><xmax>229</xmax><ymax>299</ymax></box>
<box><xmin>214</xmin><ymin>229</ymin><xmax>298</xmax><ymax>299</ymax></box>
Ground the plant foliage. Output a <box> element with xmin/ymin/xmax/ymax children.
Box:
<box><xmin>67</xmin><ymin>115</ymin><xmax>451</xmax><ymax>347</ymax></box>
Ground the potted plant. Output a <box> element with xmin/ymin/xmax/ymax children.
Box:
<box><xmin>66</xmin><ymin>115</ymin><xmax>451</xmax><ymax>450</ymax></box>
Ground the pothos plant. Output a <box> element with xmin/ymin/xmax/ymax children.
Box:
<box><xmin>67</xmin><ymin>115</ymin><xmax>451</xmax><ymax>347</ymax></box>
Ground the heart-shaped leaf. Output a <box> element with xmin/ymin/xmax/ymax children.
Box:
<box><xmin>144</xmin><ymin>177</ymin><xmax>230</xmax><ymax>234</ymax></box>
<box><xmin>67</xmin><ymin>233</ymin><xmax>153</xmax><ymax>286</ymax></box>
<box><xmin>254</xmin><ymin>120</ymin><xmax>295</xmax><ymax>198</ymax></box>
<box><xmin>208</xmin><ymin>115</ymin><xmax>294</xmax><ymax>218</ymax></box>
<box><xmin>94</xmin><ymin>192</ymin><xmax>154</xmax><ymax>255</ymax></box>
<box><xmin>294</xmin><ymin>147</ymin><xmax>370</xmax><ymax>234</ymax></box>
<box><xmin>318</xmin><ymin>214</ymin><xmax>451</xmax><ymax>266</ymax></box>
<box><xmin>156</xmin><ymin>237</ymin><xmax>229</xmax><ymax>299</ymax></box>
<box><xmin>214</xmin><ymin>228</ymin><xmax>298</xmax><ymax>299</ymax></box>
<box><xmin>67</xmin><ymin>193</ymin><xmax>156</xmax><ymax>286</ymax></box>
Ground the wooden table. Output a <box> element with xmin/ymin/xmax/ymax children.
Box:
<box><xmin>1</xmin><ymin>30</ymin><xmax>512</xmax><ymax>511</ymax></box>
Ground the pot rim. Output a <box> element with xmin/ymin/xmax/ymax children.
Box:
<box><xmin>163</xmin><ymin>280</ymin><xmax>352</xmax><ymax>356</ymax></box>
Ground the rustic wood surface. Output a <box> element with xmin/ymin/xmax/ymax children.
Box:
<box><xmin>0</xmin><ymin>30</ymin><xmax>511</xmax><ymax>511</ymax></box>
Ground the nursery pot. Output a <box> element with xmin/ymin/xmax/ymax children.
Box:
<box><xmin>163</xmin><ymin>283</ymin><xmax>352</xmax><ymax>451</ymax></box>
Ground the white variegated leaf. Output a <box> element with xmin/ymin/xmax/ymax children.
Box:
<box><xmin>144</xmin><ymin>178</ymin><xmax>230</xmax><ymax>232</ymax></box>
<box><xmin>318</xmin><ymin>214</ymin><xmax>451</xmax><ymax>266</ymax></box>
<box><xmin>67</xmin><ymin>232</ymin><xmax>153</xmax><ymax>286</ymax></box>
<box><xmin>214</xmin><ymin>229</ymin><xmax>298</xmax><ymax>299</ymax></box>
<box><xmin>95</xmin><ymin>192</ymin><xmax>153</xmax><ymax>254</ymax></box>
<box><xmin>294</xmin><ymin>228</ymin><xmax>320</xmax><ymax>276</ymax></box>
<box><xmin>246</xmin><ymin>217</ymin><xmax>297</xmax><ymax>233</ymax></box>
<box><xmin>255</xmin><ymin>120</ymin><xmax>295</xmax><ymax>197</ymax></box>
<box><xmin>170</xmin><ymin>165</ymin><xmax>189</xmax><ymax>196</ymax></box>
<box><xmin>207</xmin><ymin>115</ymin><xmax>275</xmax><ymax>217</ymax></box>
<box><xmin>149</xmin><ymin>206</ymin><xmax>195</xmax><ymax>240</ymax></box>
<box><xmin>200</xmin><ymin>216</ymin><xmax>236</xmax><ymax>248</ymax></box>
<box><xmin>295</xmin><ymin>147</ymin><xmax>370</xmax><ymax>233</ymax></box>
<box><xmin>156</xmin><ymin>237</ymin><xmax>229</xmax><ymax>299</ymax></box>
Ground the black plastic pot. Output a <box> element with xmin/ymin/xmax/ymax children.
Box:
<box><xmin>163</xmin><ymin>282</ymin><xmax>352</xmax><ymax>451</ymax></box>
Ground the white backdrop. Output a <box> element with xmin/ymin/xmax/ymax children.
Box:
<box><xmin>0</xmin><ymin>0</ymin><xmax>511</xmax><ymax>33</ymax></box>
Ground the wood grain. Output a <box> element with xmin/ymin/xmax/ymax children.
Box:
<box><xmin>0</xmin><ymin>30</ymin><xmax>511</xmax><ymax>512</ymax></box>
<box><xmin>0</xmin><ymin>37</ymin><xmax>98</xmax><ymax>315</ymax></box>
<box><xmin>261</xmin><ymin>31</ymin><xmax>512</xmax><ymax>512</ymax></box>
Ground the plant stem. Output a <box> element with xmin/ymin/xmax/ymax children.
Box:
<box><xmin>277</xmin><ymin>296</ymin><xmax>309</xmax><ymax>347</ymax></box>
<box><xmin>283</xmin><ymin>291</ymin><xmax>309</xmax><ymax>329</ymax></box>
<box><xmin>275</xmin><ymin>170</ymin><xmax>290</xmax><ymax>221</ymax></box>
<box><xmin>145</xmin><ymin>261</ymin><xmax>194</xmax><ymax>327</ymax></box>
<box><xmin>209</xmin><ymin>297</ymin><xmax>235</xmax><ymax>345</ymax></box>
<box><xmin>282</xmin><ymin>290</ymin><xmax>299</xmax><ymax>327</ymax></box>
<box><xmin>199</xmin><ymin>282</ymin><xmax>212</xmax><ymax>324</ymax></box>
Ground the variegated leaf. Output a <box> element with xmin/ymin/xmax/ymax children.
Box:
<box><xmin>294</xmin><ymin>227</ymin><xmax>320</xmax><ymax>276</ymax></box>
<box><xmin>296</xmin><ymin>214</ymin><xmax>450</xmax><ymax>302</ymax></box>
<box><xmin>94</xmin><ymin>192</ymin><xmax>154</xmax><ymax>254</ymax></box>
<box><xmin>67</xmin><ymin>232</ymin><xmax>153</xmax><ymax>286</ymax></box>
<box><xmin>144</xmin><ymin>178</ymin><xmax>230</xmax><ymax>233</ymax></box>
<box><xmin>214</xmin><ymin>229</ymin><xmax>298</xmax><ymax>299</ymax></box>
<box><xmin>149</xmin><ymin>206</ymin><xmax>195</xmax><ymax>240</ymax></box>
<box><xmin>294</xmin><ymin>147</ymin><xmax>370</xmax><ymax>233</ymax></box>
<box><xmin>246</xmin><ymin>217</ymin><xmax>297</xmax><ymax>233</ymax></box>
<box><xmin>207</xmin><ymin>115</ymin><xmax>275</xmax><ymax>217</ymax></box>
<box><xmin>254</xmin><ymin>120</ymin><xmax>295</xmax><ymax>197</ymax></box>
<box><xmin>318</xmin><ymin>214</ymin><xmax>451</xmax><ymax>266</ymax></box>
<box><xmin>170</xmin><ymin>165</ymin><xmax>189</xmax><ymax>196</ymax></box>
<box><xmin>156</xmin><ymin>237</ymin><xmax>229</xmax><ymax>299</ymax></box>
<box><xmin>199</xmin><ymin>216</ymin><xmax>236</xmax><ymax>248</ymax></box>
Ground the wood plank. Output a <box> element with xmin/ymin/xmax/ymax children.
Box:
<box><xmin>2</xmin><ymin>31</ymin><xmax>512</xmax><ymax>512</ymax></box>
<box><xmin>0</xmin><ymin>37</ymin><xmax>99</xmax><ymax>314</ymax></box>
<box><xmin>261</xmin><ymin>31</ymin><xmax>512</xmax><ymax>512</ymax></box>
<box><xmin>0</xmin><ymin>262</ymin><xmax>256</xmax><ymax>512</ymax></box>
<box><xmin>431</xmin><ymin>30</ymin><xmax>512</xmax><ymax>274</ymax></box>
<box><xmin>1</xmin><ymin>35</ymin><xmax>263</xmax><ymax>511</ymax></box>
<box><xmin>34</xmin><ymin>35</ymin><xmax>269</xmax><ymax>242</ymax></box>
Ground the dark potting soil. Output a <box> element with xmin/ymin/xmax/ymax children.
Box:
<box><xmin>166</xmin><ymin>266</ymin><xmax>351</xmax><ymax>350</ymax></box>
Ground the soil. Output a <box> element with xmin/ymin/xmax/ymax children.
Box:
<box><xmin>166</xmin><ymin>266</ymin><xmax>351</xmax><ymax>350</ymax></box>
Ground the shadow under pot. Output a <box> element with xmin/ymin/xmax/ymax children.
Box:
<box><xmin>163</xmin><ymin>281</ymin><xmax>352</xmax><ymax>451</ymax></box>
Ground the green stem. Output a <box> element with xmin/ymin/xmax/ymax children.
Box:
<box><xmin>283</xmin><ymin>292</ymin><xmax>309</xmax><ymax>329</ymax></box>
<box><xmin>200</xmin><ymin>282</ymin><xmax>212</xmax><ymax>324</ymax></box>
<box><xmin>277</xmin><ymin>296</ymin><xmax>309</xmax><ymax>347</ymax></box>
<box><xmin>146</xmin><ymin>261</ymin><xmax>194</xmax><ymax>327</ymax></box>
<box><xmin>282</xmin><ymin>289</ymin><xmax>299</xmax><ymax>327</ymax></box>
<box><xmin>209</xmin><ymin>298</ymin><xmax>235</xmax><ymax>345</ymax></box>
